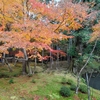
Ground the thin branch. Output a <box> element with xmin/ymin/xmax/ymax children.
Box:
<box><xmin>76</xmin><ymin>39</ymin><xmax>98</xmax><ymax>94</ymax></box>
<box><xmin>54</xmin><ymin>9</ymin><xmax>66</xmax><ymax>33</ymax></box>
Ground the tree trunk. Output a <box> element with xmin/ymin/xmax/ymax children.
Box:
<box><xmin>2</xmin><ymin>53</ymin><xmax>5</xmax><ymax>65</ymax></box>
<box><xmin>56</xmin><ymin>45</ymin><xmax>59</xmax><ymax>70</ymax></box>
<box><xmin>86</xmin><ymin>72</ymin><xmax>91</xmax><ymax>100</ymax></box>
<box><xmin>22</xmin><ymin>61</ymin><xmax>27</xmax><ymax>75</ymax></box>
<box><xmin>5</xmin><ymin>58</ymin><xmax>13</xmax><ymax>72</ymax></box>
<box><xmin>42</xmin><ymin>49</ymin><xmax>44</xmax><ymax>68</ymax></box>
<box><xmin>67</xmin><ymin>38</ymin><xmax>72</xmax><ymax>72</ymax></box>
<box><xmin>2</xmin><ymin>53</ymin><xmax>13</xmax><ymax>72</ymax></box>
<box><xmin>27</xmin><ymin>60</ymin><xmax>32</xmax><ymax>75</ymax></box>
<box><xmin>21</xmin><ymin>48</ymin><xmax>28</xmax><ymax>75</ymax></box>
<box><xmin>33</xmin><ymin>47</ymin><xmax>37</xmax><ymax>73</ymax></box>
<box><xmin>34</xmin><ymin>56</ymin><xmax>37</xmax><ymax>73</ymax></box>
<box><xmin>50</xmin><ymin>50</ymin><xmax>53</xmax><ymax>69</ymax></box>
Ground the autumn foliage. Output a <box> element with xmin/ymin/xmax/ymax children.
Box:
<box><xmin>89</xmin><ymin>22</ymin><xmax>100</xmax><ymax>42</ymax></box>
<box><xmin>0</xmin><ymin>0</ymin><xmax>88</xmax><ymax>60</ymax></box>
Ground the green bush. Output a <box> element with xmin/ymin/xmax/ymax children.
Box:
<box><xmin>59</xmin><ymin>86</ymin><xmax>71</xmax><ymax>97</ymax></box>
<box><xmin>70</xmin><ymin>84</ymin><xmax>76</xmax><ymax>91</ymax></box>
<box><xmin>67</xmin><ymin>79</ymin><xmax>73</xmax><ymax>85</ymax></box>
<box><xmin>13</xmin><ymin>72</ymin><xmax>20</xmax><ymax>77</ymax></box>
<box><xmin>31</xmin><ymin>79</ymin><xmax>36</xmax><ymax>83</ymax></box>
<box><xmin>0</xmin><ymin>72</ymin><xmax>10</xmax><ymax>78</ymax></box>
<box><xmin>61</xmin><ymin>77</ymin><xmax>67</xmax><ymax>84</ymax></box>
<box><xmin>28</xmin><ymin>74</ymin><xmax>33</xmax><ymax>77</ymax></box>
<box><xmin>81</xmin><ymin>78</ymin><xmax>86</xmax><ymax>84</ymax></box>
<box><xmin>9</xmin><ymin>78</ymin><xmax>14</xmax><ymax>84</ymax></box>
<box><xmin>79</xmin><ymin>85</ymin><xmax>87</xmax><ymax>93</ymax></box>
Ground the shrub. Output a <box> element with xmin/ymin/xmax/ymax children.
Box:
<box><xmin>79</xmin><ymin>85</ymin><xmax>87</xmax><ymax>93</ymax></box>
<box><xmin>9</xmin><ymin>78</ymin><xmax>14</xmax><ymax>84</ymax></box>
<box><xmin>0</xmin><ymin>72</ymin><xmax>10</xmax><ymax>78</ymax></box>
<box><xmin>31</xmin><ymin>79</ymin><xmax>36</xmax><ymax>83</ymax></box>
<box><xmin>61</xmin><ymin>77</ymin><xmax>67</xmax><ymax>84</ymax></box>
<box><xmin>13</xmin><ymin>73</ymin><xmax>20</xmax><ymax>77</ymax></box>
<box><xmin>70</xmin><ymin>84</ymin><xmax>76</xmax><ymax>91</ymax></box>
<box><xmin>59</xmin><ymin>86</ymin><xmax>71</xmax><ymax>97</ymax></box>
<box><xmin>81</xmin><ymin>78</ymin><xmax>86</xmax><ymax>84</ymax></box>
<box><xmin>67</xmin><ymin>79</ymin><xmax>73</xmax><ymax>85</ymax></box>
<box><xmin>28</xmin><ymin>74</ymin><xmax>33</xmax><ymax>77</ymax></box>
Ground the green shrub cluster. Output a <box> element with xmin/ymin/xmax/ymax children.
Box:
<box><xmin>81</xmin><ymin>78</ymin><xmax>86</xmax><ymax>84</ymax></box>
<box><xmin>9</xmin><ymin>78</ymin><xmax>14</xmax><ymax>84</ymax></box>
<box><xmin>28</xmin><ymin>74</ymin><xmax>33</xmax><ymax>77</ymax></box>
<box><xmin>67</xmin><ymin>79</ymin><xmax>73</xmax><ymax>85</ymax></box>
<box><xmin>79</xmin><ymin>85</ymin><xmax>87</xmax><ymax>93</ymax></box>
<box><xmin>31</xmin><ymin>79</ymin><xmax>36</xmax><ymax>83</ymax></box>
<box><xmin>61</xmin><ymin>77</ymin><xmax>67</xmax><ymax>84</ymax></box>
<box><xmin>59</xmin><ymin>86</ymin><xmax>71</xmax><ymax>97</ymax></box>
<box><xmin>0</xmin><ymin>70</ymin><xmax>21</xmax><ymax>78</ymax></box>
<box><xmin>70</xmin><ymin>84</ymin><xmax>76</xmax><ymax>91</ymax></box>
<box><xmin>0</xmin><ymin>72</ymin><xmax>10</xmax><ymax>78</ymax></box>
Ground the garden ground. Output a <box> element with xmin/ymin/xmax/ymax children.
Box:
<box><xmin>0</xmin><ymin>63</ymin><xmax>100</xmax><ymax>100</ymax></box>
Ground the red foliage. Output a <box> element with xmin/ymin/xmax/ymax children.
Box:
<box><xmin>15</xmin><ymin>51</ymin><xmax>24</xmax><ymax>58</ymax></box>
<box><xmin>0</xmin><ymin>0</ymin><xmax>89</xmax><ymax>60</ymax></box>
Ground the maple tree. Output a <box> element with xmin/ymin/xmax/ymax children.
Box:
<box><xmin>89</xmin><ymin>22</ymin><xmax>100</xmax><ymax>42</ymax></box>
<box><xmin>0</xmin><ymin>0</ymin><xmax>88</xmax><ymax>74</ymax></box>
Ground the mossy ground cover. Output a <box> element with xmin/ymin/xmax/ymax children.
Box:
<box><xmin>0</xmin><ymin>64</ymin><xmax>100</xmax><ymax>100</ymax></box>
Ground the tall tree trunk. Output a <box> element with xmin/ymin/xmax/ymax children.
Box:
<box><xmin>76</xmin><ymin>39</ymin><xmax>98</xmax><ymax>94</ymax></box>
<box><xmin>21</xmin><ymin>48</ymin><xmax>28</xmax><ymax>75</ymax></box>
<box><xmin>5</xmin><ymin>58</ymin><xmax>13</xmax><ymax>72</ymax></box>
<box><xmin>70</xmin><ymin>57</ymin><xmax>74</xmax><ymax>72</ymax></box>
<box><xmin>2</xmin><ymin>53</ymin><xmax>5</xmax><ymax>65</ymax></box>
<box><xmin>50</xmin><ymin>51</ymin><xmax>53</xmax><ymax>69</ymax></box>
<box><xmin>56</xmin><ymin>45</ymin><xmax>59</xmax><ymax>70</ymax></box>
<box><xmin>27</xmin><ymin>60</ymin><xmax>32</xmax><ymax>75</ymax></box>
<box><xmin>21</xmin><ymin>0</ymin><xmax>29</xmax><ymax>75</ymax></box>
<box><xmin>22</xmin><ymin>61</ymin><xmax>27</xmax><ymax>74</ymax></box>
<box><xmin>86</xmin><ymin>72</ymin><xmax>91</xmax><ymax>100</ymax></box>
<box><xmin>50</xmin><ymin>44</ymin><xmax>54</xmax><ymax>69</ymax></box>
<box><xmin>33</xmin><ymin>47</ymin><xmax>37</xmax><ymax>73</ymax></box>
<box><xmin>42</xmin><ymin>49</ymin><xmax>44</xmax><ymax>68</ymax></box>
<box><xmin>68</xmin><ymin>38</ymin><xmax>72</xmax><ymax>72</ymax></box>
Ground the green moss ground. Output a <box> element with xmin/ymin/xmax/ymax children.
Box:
<box><xmin>0</xmin><ymin>64</ymin><xmax>100</xmax><ymax>100</ymax></box>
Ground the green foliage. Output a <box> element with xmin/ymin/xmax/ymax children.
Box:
<box><xmin>9</xmin><ymin>78</ymin><xmax>14</xmax><ymax>84</ymax></box>
<box><xmin>46</xmin><ymin>93</ymin><xmax>60</xmax><ymax>100</ymax></box>
<box><xmin>59</xmin><ymin>86</ymin><xmax>71</xmax><ymax>97</ymax></box>
<box><xmin>0</xmin><ymin>64</ymin><xmax>22</xmax><ymax>78</ymax></box>
<box><xmin>0</xmin><ymin>72</ymin><xmax>10</xmax><ymax>78</ymax></box>
<box><xmin>97</xmin><ymin>98</ymin><xmax>100</xmax><ymax>100</ymax></box>
<box><xmin>74</xmin><ymin>56</ymin><xmax>84</xmax><ymax>67</ymax></box>
<box><xmin>79</xmin><ymin>85</ymin><xmax>87</xmax><ymax>93</ymax></box>
<box><xmin>31</xmin><ymin>79</ymin><xmax>36</xmax><ymax>83</ymax></box>
<box><xmin>61</xmin><ymin>77</ymin><xmax>67</xmax><ymax>84</ymax></box>
<box><xmin>87</xmin><ymin>58</ymin><xmax>100</xmax><ymax>70</ymax></box>
<box><xmin>81</xmin><ymin>78</ymin><xmax>86</xmax><ymax>84</ymax></box>
<box><xmin>67</xmin><ymin>46</ymin><xmax>77</xmax><ymax>56</ymax></box>
<box><xmin>28</xmin><ymin>74</ymin><xmax>33</xmax><ymax>77</ymax></box>
<box><xmin>0</xmin><ymin>70</ymin><xmax>20</xmax><ymax>78</ymax></box>
<box><xmin>70</xmin><ymin>84</ymin><xmax>76</xmax><ymax>91</ymax></box>
<box><xmin>67</xmin><ymin>79</ymin><xmax>73</xmax><ymax>85</ymax></box>
<box><xmin>95</xmin><ymin>41</ymin><xmax>100</xmax><ymax>55</ymax></box>
<box><xmin>74</xmin><ymin>29</ymin><xmax>91</xmax><ymax>43</ymax></box>
<box><xmin>0</xmin><ymin>72</ymin><xmax>100</xmax><ymax>100</ymax></box>
<box><xmin>97</xmin><ymin>0</ymin><xmax>100</xmax><ymax>3</ymax></box>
